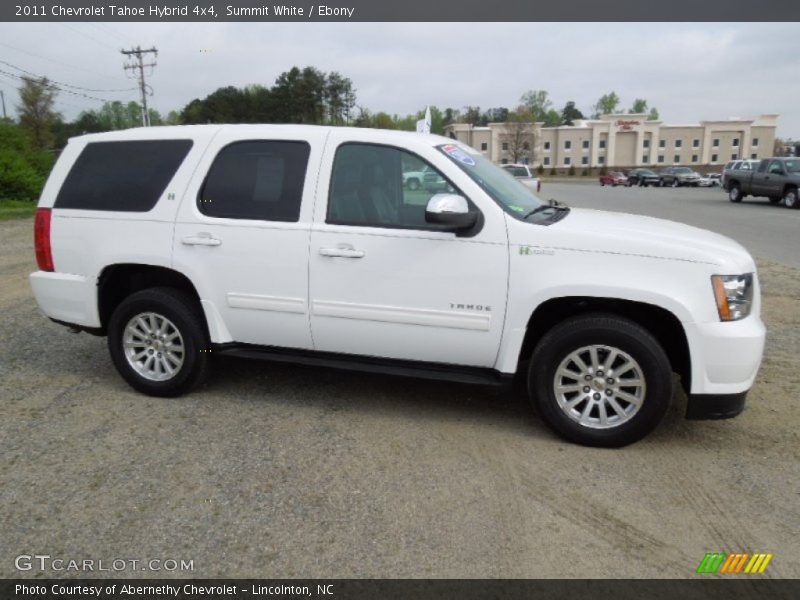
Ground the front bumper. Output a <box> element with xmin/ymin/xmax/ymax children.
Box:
<box><xmin>684</xmin><ymin>315</ymin><xmax>765</xmax><ymax>397</ymax></box>
<box><xmin>686</xmin><ymin>391</ymin><xmax>747</xmax><ymax>419</ymax></box>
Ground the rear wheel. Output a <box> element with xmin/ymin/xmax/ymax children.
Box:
<box><xmin>783</xmin><ymin>187</ymin><xmax>799</xmax><ymax>209</ymax></box>
<box><xmin>728</xmin><ymin>184</ymin><xmax>743</xmax><ymax>203</ymax></box>
<box><xmin>528</xmin><ymin>314</ymin><xmax>672</xmax><ymax>447</ymax></box>
<box><xmin>671</xmin><ymin>179</ymin><xmax>679</xmax><ymax>188</ymax></box>
<box><xmin>108</xmin><ymin>287</ymin><xmax>210</xmax><ymax>397</ymax></box>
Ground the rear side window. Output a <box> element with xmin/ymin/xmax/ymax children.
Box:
<box><xmin>199</xmin><ymin>141</ymin><xmax>310</xmax><ymax>222</ymax></box>
<box><xmin>55</xmin><ymin>140</ymin><xmax>192</xmax><ymax>211</ymax></box>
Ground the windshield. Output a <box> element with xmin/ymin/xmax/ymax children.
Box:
<box><xmin>785</xmin><ymin>159</ymin><xmax>800</xmax><ymax>173</ymax></box>
<box><xmin>437</xmin><ymin>144</ymin><xmax>544</xmax><ymax>218</ymax></box>
<box><xmin>674</xmin><ymin>167</ymin><xmax>692</xmax><ymax>173</ymax></box>
<box><xmin>639</xmin><ymin>170</ymin><xmax>656</xmax><ymax>176</ymax></box>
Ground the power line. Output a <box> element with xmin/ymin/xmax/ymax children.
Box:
<box><xmin>121</xmin><ymin>46</ymin><xmax>157</xmax><ymax>127</ymax></box>
<box><xmin>0</xmin><ymin>41</ymin><xmax>122</xmax><ymax>81</ymax></box>
<box><xmin>0</xmin><ymin>59</ymin><xmax>138</xmax><ymax>93</ymax></box>
<box><xmin>0</xmin><ymin>68</ymin><xmax>117</xmax><ymax>103</ymax></box>
<box><xmin>60</xmin><ymin>23</ymin><xmax>120</xmax><ymax>52</ymax></box>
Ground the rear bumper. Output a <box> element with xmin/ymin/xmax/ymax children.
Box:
<box><xmin>29</xmin><ymin>270</ymin><xmax>100</xmax><ymax>328</ymax></box>
<box><xmin>686</xmin><ymin>391</ymin><xmax>747</xmax><ymax>420</ymax></box>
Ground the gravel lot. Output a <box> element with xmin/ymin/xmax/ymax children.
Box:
<box><xmin>1</xmin><ymin>188</ymin><xmax>798</xmax><ymax>579</ymax></box>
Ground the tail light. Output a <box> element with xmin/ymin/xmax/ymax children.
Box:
<box><xmin>34</xmin><ymin>208</ymin><xmax>54</xmax><ymax>272</ymax></box>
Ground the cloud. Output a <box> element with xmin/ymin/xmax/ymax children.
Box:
<box><xmin>0</xmin><ymin>22</ymin><xmax>797</xmax><ymax>137</ymax></box>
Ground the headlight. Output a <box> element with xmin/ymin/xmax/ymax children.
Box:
<box><xmin>711</xmin><ymin>274</ymin><xmax>754</xmax><ymax>321</ymax></box>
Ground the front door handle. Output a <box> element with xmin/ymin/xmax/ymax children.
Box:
<box><xmin>319</xmin><ymin>247</ymin><xmax>365</xmax><ymax>259</ymax></box>
<box><xmin>182</xmin><ymin>233</ymin><xmax>221</xmax><ymax>247</ymax></box>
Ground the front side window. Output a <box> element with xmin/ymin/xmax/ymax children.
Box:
<box><xmin>768</xmin><ymin>160</ymin><xmax>783</xmax><ymax>175</ymax></box>
<box><xmin>327</xmin><ymin>143</ymin><xmax>463</xmax><ymax>230</ymax></box>
<box><xmin>199</xmin><ymin>141</ymin><xmax>310</xmax><ymax>221</ymax></box>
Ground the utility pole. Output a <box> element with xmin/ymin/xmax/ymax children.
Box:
<box><xmin>121</xmin><ymin>46</ymin><xmax>157</xmax><ymax>127</ymax></box>
<box><xmin>0</xmin><ymin>90</ymin><xmax>7</xmax><ymax>120</ymax></box>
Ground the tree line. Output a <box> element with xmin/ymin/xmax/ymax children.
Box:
<box><xmin>2</xmin><ymin>65</ymin><xmax>665</xmax><ymax>203</ymax></box>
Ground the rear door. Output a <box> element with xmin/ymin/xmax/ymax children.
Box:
<box><xmin>173</xmin><ymin>128</ymin><xmax>326</xmax><ymax>348</ymax></box>
<box><xmin>308</xmin><ymin>133</ymin><xmax>509</xmax><ymax>367</ymax></box>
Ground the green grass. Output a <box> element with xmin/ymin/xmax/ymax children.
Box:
<box><xmin>0</xmin><ymin>200</ymin><xmax>36</xmax><ymax>220</ymax></box>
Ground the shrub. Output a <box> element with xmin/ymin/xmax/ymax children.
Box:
<box><xmin>581</xmin><ymin>168</ymin><xmax>589</xmax><ymax>176</ymax></box>
<box><xmin>568</xmin><ymin>164</ymin><xmax>576</xmax><ymax>176</ymax></box>
<box><xmin>549</xmin><ymin>167</ymin><xmax>557</xmax><ymax>176</ymax></box>
<box><xmin>0</xmin><ymin>122</ymin><xmax>54</xmax><ymax>202</ymax></box>
<box><xmin>537</xmin><ymin>164</ymin><xmax>544</xmax><ymax>175</ymax></box>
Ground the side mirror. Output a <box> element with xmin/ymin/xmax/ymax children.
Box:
<box><xmin>425</xmin><ymin>194</ymin><xmax>477</xmax><ymax>231</ymax></box>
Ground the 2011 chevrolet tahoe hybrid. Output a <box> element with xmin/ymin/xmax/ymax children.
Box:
<box><xmin>30</xmin><ymin>125</ymin><xmax>765</xmax><ymax>447</ymax></box>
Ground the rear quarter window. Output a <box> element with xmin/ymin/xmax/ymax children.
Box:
<box><xmin>54</xmin><ymin>140</ymin><xmax>193</xmax><ymax>212</ymax></box>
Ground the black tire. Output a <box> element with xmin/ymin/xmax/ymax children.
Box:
<box><xmin>671</xmin><ymin>179</ymin><xmax>679</xmax><ymax>188</ymax></box>
<box><xmin>407</xmin><ymin>178</ymin><xmax>420</xmax><ymax>191</ymax></box>
<box><xmin>527</xmin><ymin>313</ymin><xmax>673</xmax><ymax>447</ymax></box>
<box><xmin>626</xmin><ymin>180</ymin><xmax>632</xmax><ymax>187</ymax></box>
<box><xmin>728</xmin><ymin>184</ymin><xmax>743</xmax><ymax>203</ymax></box>
<box><xmin>783</xmin><ymin>187</ymin><xmax>799</xmax><ymax>209</ymax></box>
<box><xmin>107</xmin><ymin>287</ymin><xmax>210</xmax><ymax>397</ymax></box>
<box><xmin>639</xmin><ymin>179</ymin><xmax>645</xmax><ymax>187</ymax></box>
<box><xmin>658</xmin><ymin>179</ymin><xmax>665</xmax><ymax>187</ymax></box>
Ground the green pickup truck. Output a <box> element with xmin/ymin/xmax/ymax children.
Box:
<box><xmin>726</xmin><ymin>157</ymin><xmax>800</xmax><ymax>208</ymax></box>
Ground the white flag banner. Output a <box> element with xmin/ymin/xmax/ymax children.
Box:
<box><xmin>416</xmin><ymin>106</ymin><xmax>432</xmax><ymax>134</ymax></box>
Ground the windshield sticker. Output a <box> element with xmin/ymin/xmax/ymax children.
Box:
<box><xmin>508</xmin><ymin>205</ymin><xmax>526</xmax><ymax>213</ymax></box>
<box><xmin>442</xmin><ymin>144</ymin><xmax>476</xmax><ymax>166</ymax></box>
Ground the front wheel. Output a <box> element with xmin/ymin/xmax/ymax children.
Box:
<box><xmin>729</xmin><ymin>184</ymin><xmax>743</xmax><ymax>203</ymax></box>
<box><xmin>671</xmin><ymin>179</ymin><xmax>679</xmax><ymax>188</ymax></box>
<box><xmin>107</xmin><ymin>287</ymin><xmax>210</xmax><ymax>397</ymax></box>
<box><xmin>528</xmin><ymin>314</ymin><xmax>673</xmax><ymax>447</ymax></box>
<box><xmin>783</xmin><ymin>187</ymin><xmax>799</xmax><ymax>209</ymax></box>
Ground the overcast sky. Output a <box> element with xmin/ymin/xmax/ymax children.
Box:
<box><xmin>0</xmin><ymin>22</ymin><xmax>798</xmax><ymax>137</ymax></box>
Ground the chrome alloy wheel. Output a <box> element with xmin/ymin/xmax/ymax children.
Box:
<box><xmin>123</xmin><ymin>312</ymin><xmax>185</xmax><ymax>382</ymax></box>
<box><xmin>553</xmin><ymin>345</ymin><xmax>646</xmax><ymax>429</ymax></box>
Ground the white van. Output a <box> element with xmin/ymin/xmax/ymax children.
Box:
<box><xmin>30</xmin><ymin>125</ymin><xmax>765</xmax><ymax>446</ymax></box>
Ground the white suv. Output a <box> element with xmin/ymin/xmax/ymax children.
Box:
<box><xmin>30</xmin><ymin>125</ymin><xmax>765</xmax><ymax>447</ymax></box>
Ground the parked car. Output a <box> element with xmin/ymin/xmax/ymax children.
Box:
<box><xmin>30</xmin><ymin>125</ymin><xmax>764</xmax><ymax>447</ymax></box>
<box><xmin>403</xmin><ymin>164</ymin><xmax>447</xmax><ymax>192</ymax></box>
<box><xmin>698</xmin><ymin>173</ymin><xmax>721</xmax><ymax>187</ymax></box>
<box><xmin>722</xmin><ymin>159</ymin><xmax>759</xmax><ymax>190</ymax></box>
<box><xmin>599</xmin><ymin>171</ymin><xmax>627</xmax><ymax>186</ymax></box>
<box><xmin>501</xmin><ymin>163</ymin><xmax>542</xmax><ymax>193</ymax></box>
<box><xmin>659</xmin><ymin>167</ymin><xmax>701</xmax><ymax>187</ymax></box>
<box><xmin>726</xmin><ymin>157</ymin><xmax>800</xmax><ymax>208</ymax></box>
<box><xmin>626</xmin><ymin>169</ymin><xmax>661</xmax><ymax>187</ymax></box>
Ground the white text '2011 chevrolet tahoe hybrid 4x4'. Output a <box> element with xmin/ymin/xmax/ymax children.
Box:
<box><xmin>30</xmin><ymin>125</ymin><xmax>765</xmax><ymax>446</ymax></box>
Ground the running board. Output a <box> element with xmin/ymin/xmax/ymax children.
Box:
<box><xmin>213</xmin><ymin>344</ymin><xmax>513</xmax><ymax>387</ymax></box>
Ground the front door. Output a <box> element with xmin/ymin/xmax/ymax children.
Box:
<box><xmin>308</xmin><ymin>140</ymin><xmax>508</xmax><ymax>367</ymax></box>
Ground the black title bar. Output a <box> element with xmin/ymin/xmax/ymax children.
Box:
<box><xmin>3</xmin><ymin>579</ymin><xmax>800</xmax><ymax>600</ymax></box>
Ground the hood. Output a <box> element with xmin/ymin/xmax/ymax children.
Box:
<box><xmin>512</xmin><ymin>208</ymin><xmax>755</xmax><ymax>273</ymax></box>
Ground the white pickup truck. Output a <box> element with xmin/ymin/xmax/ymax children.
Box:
<box><xmin>502</xmin><ymin>163</ymin><xmax>542</xmax><ymax>193</ymax></box>
<box><xmin>30</xmin><ymin>125</ymin><xmax>764</xmax><ymax>447</ymax></box>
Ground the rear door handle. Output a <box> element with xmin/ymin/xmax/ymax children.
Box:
<box><xmin>319</xmin><ymin>247</ymin><xmax>365</xmax><ymax>259</ymax></box>
<box><xmin>182</xmin><ymin>233</ymin><xmax>221</xmax><ymax>247</ymax></box>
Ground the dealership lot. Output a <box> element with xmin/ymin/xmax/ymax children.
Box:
<box><xmin>1</xmin><ymin>184</ymin><xmax>798</xmax><ymax>578</ymax></box>
<box><xmin>547</xmin><ymin>181</ymin><xmax>800</xmax><ymax>268</ymax></box>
